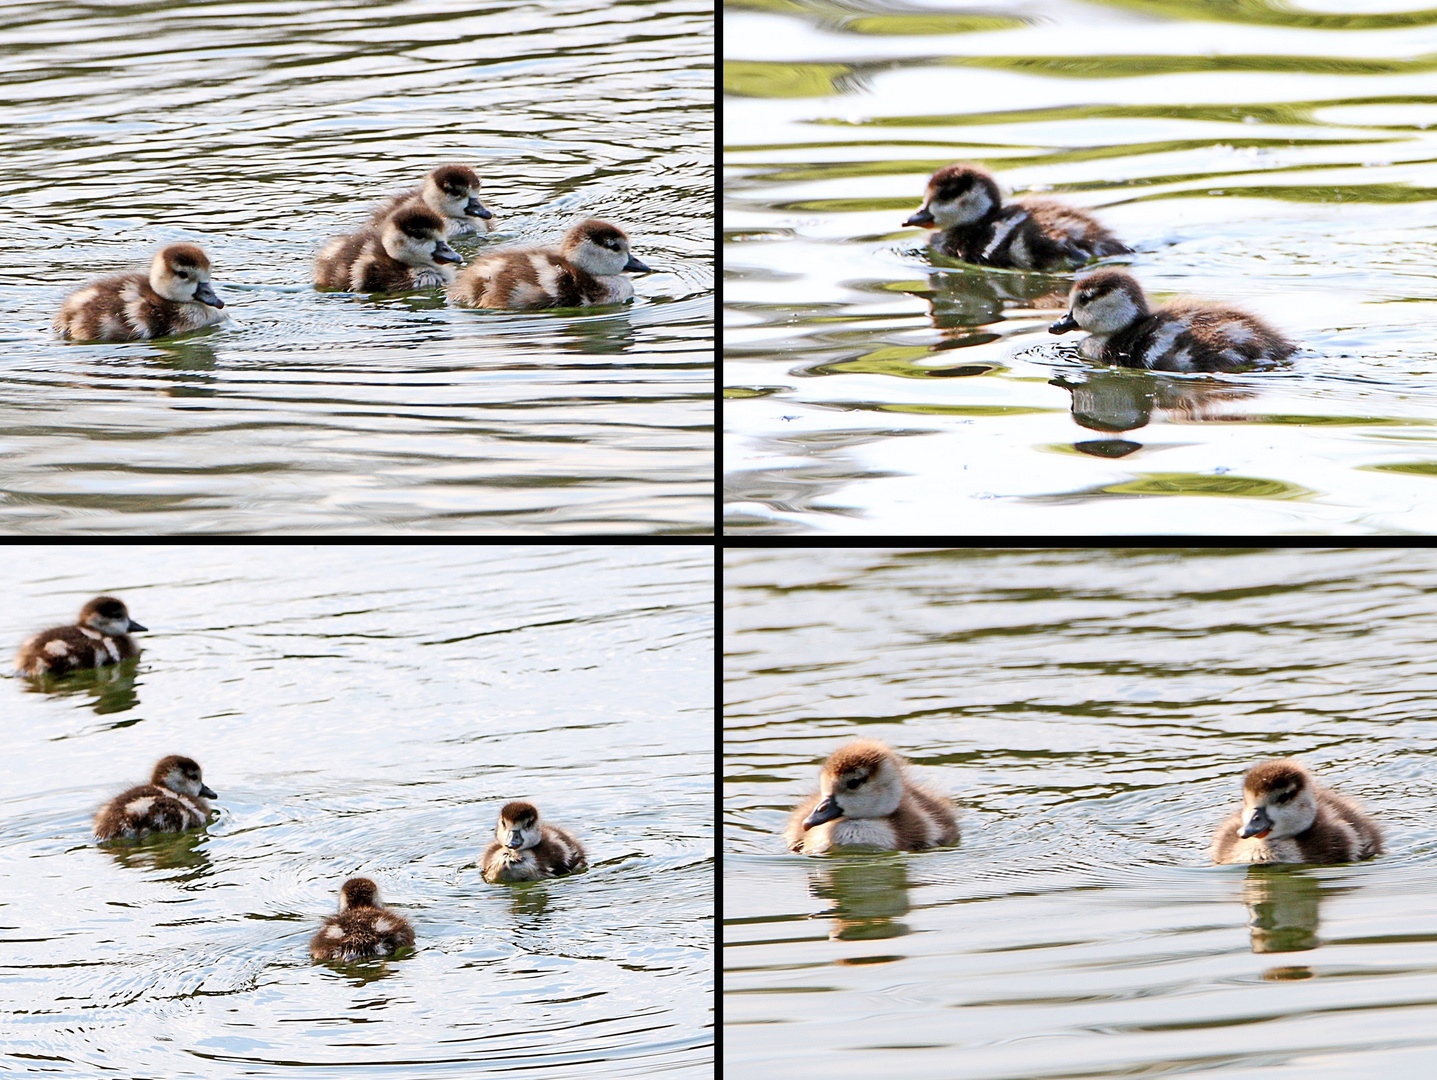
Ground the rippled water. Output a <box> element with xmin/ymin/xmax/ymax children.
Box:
<box><xmin>724</xmin><ymin>547</ymin><xmax>1437</xmax><ymax>1077</ymax></box>
<box><xmin>0</xmin><ymin>0</ymin><xmax>714</xmax><ymax>534</ymax></box>
<box><xmin>724</xmin><ymin>1</ymin><xmax>1437</xmax><ymax>533</ymax></box>
<box><xmin>0</xmin><ymin>545</ymin><xmax>713</xmax><ymax>1076</ymax></box>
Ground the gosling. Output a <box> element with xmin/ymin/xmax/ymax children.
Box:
<box><xmin>314</xmin><ymin>205</ymin><xmax>463</xmax><ymax>293</ymax></box>
<box><xmin>447</xmin><ymin>219</ymin><xmax>650</xmax><ymax>309</ymax></box>
<box><xmin>1210</xmin><ymin>759</ymin><xmax>1382</xmax><ymax>865</ymax></box>
<box><xmin>481</xmin><ymin>801</ymin><xmax>586</xmax><ymax>883</ymax></box>
<box><xmin>368</xmin><ymin>164</ymin><xmax>494</xmax><ymax>237</ymax></box>
<box><xmin>54</xmin><ymin>244</ymin><xmax>226</xmax><ymax>342</ymax></box>
<box><xmin>310</xmin><ymin>877</ymin><xmax>416</xmax><ymax>962</ymax></box>
<box><xmin>94</xmin><ymin>755</ymin><xmax>216</xmax><ymax>841</ymax></box>
<box><xmin>16</xmin><ymin>596</ymin><xmax>147</xmax><ymax>678</ymax></box>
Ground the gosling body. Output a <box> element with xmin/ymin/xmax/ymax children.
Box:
<box><xmin>54</xmin><ymin>244</ymin><xmax>226</xmax><ymax>342</ymax></box>
<box><xmin>368</xmin><ymin>164</ymin><xmax>494</xmax><ymax>237</ymax></box>
<box><xmin>1210</xmin><ymin>759</ymin><xmax>1382</xmax><ymax>865</ymax></box>
<box><xmin>16</xmin><ymin>596</ymin><xmax>147</xmax><ymax>678</ymax></box>
<box><xmin>448</xmin><ymin>219</ymin><xmax>650</xmax><ymax>310</ymax></box>
<box><xmin>94</xmin><ymin>755</ymin><xmax>216</xmax><ymax>841</ymax></box>
<box><xmin>310</xmin><ymin>877</ymin><xmax>415</xmax><ymax>962</ymax></box>
<box><xmin>314</xmin><ymin>206</ymin><xmax>463</xmax><ymax>293</ymax></box>
<box><xmin>481</xmin><ymin>801</ymin><xmax>586</xmax><ymax>883</ymax></box>
<box><xmin>1049</xmin><ymin>269</ymin><xmax>1297</xmax><ymax>372</ymax></box>
<box><xmin>905</xmin><ymin>163</ymin><xmax>1129</xmax><ymax>272</ymax></box>
<box><xmin>785</xmin><ymin>739</ymin><xmax>959</xmax><ymax>854</ymax></box>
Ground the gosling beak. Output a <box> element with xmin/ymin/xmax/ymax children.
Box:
<box><xmin>505</xmin><ymin>836</ymin><xmax>523</xmax><ymax>849</ymax></box>
<box><xmin>1239</xmin><ymin>806</ymin><xmax>1273</xmax><ymax>840</ymax></box>
<box><xmin>903</xmin><ymin>207</ymin><xmax>935</xmax><ymax>228</ymax></box>
<box><xmin>802</xmin><ymin>794</ymin><xmax>843</xmax><ymax>830</ymax></box>
<box><xmin>199</xmin><ymin>784</ymin><xmax>217</xmax><ymax>799</ymax></box>
<box><xmin>466</xmin><ymin>197</ymin><xmax>493</xmax><ymax>220</ymax></box>
<box><xmin>623</xmin><ymin>254</ymin><xmax>652</xmax><ymax>274</ymax></box>
<box><xmin>434</xmin><ymin>240</ymin><xmax>463</xmax><ymax>265</ymax></box>
<box><xmin>1049</xmin><ymin>312</ymin><xmax>1080</xmax><ymax>335</ymax></box>
<box><xmin>126</xmin><ymin>619</ymin><xmax>148</xmax><ymax>633</ymax></box>
<box><xmin>194</xmin><ymin>281</ymin><xmax>224</xmax><ymax>309</ymax></box>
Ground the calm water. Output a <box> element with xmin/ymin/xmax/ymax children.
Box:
<box><xmin>0</xmin><ymin>545</ymin><xmax>713</xmax><ymax>1077</ymax></box>
<box><xmin>0</xmin><ymin>0</ymin><xmax>714</xmax><ymax>534</ymax></box>
<box><xmin>724</xmin><ymin>547</ymin><xmax>1437</xmax><ymax>1077</ymax></box>
<box><xmin>724</xmin><ymin>1</ymin><xmax>1437</xmax><ymax>533</ymax></box>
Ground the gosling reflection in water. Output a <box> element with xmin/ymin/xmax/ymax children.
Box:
<box><xmin>811</xmin><ymin>858</ymin><xmax>912</xmax><ymax>943</ymax></box>
<box><xmin>1242</xmin><ymin>866</ymin><xmax>1330</xmax><ymax>955</ymax></box>
<box><xmin>102</xmin><ymin>829</ymin><xmax>212</xmax><ymax>876</ymax></box>
<box><xmin>1051</xmin><ymin>368</ymin><xmax>1257</xmax><ymax>440</ymax></box>
<box><xmin>20</xmin><ymin>661</ymin><xmax>141</xmax><ymax>716</ymax></box>
<box><xmin>900</xmin><ymin>269</ymin><xmax>1067</xmax><ymax>337</ymax></box>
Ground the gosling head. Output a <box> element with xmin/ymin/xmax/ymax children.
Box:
<box><xmin>382</xmin><ymin>206</ymin><xmax>463</xmax><ymax>268</ymax></box>
<box><xmin>151</xmin><ymin>755</ymin><xmax>216</xmax><ymax>800</ymax></box>
<box><xmin>338</xmin><ymin>877</ymin><xmax>380</xmax><ymax>912</ymax></box>
<box><xmin>423</xmin><ymin>164</ymin><xmax>492</xmax><ymax>223</ymax></box>
<box><xmin>149</xmin><ymin>244</ymin><xmax>224</xmax><ymax>308</ymax></box>
<box><xmin>803</xmin><ymin>740</ymin><xmax>905</xmax><ymax>828</ymax></box>
<box><xmin>1236</xmin><ymin>759</ymin><xmax>1319</xmax><ymax>841</ymax></box>
<box><xmin>904</xmin><ymin>163</ymin><xmax>1002</xmax><ymax>230</ymax></box>
<box><xmin>495</xmin><ymin>800</ymin><xmax>542</xmax><ymax>851</ymax></box>
<box><xmin>78</xmin><ymin>596</ymin><xmax>146</xmax><ymax>636</ymax></box>
<box><xmin>562</xmin><ymin>219</ymin><xmax>651</xmax><ymax>277</ymax></box>
<box><xmin>1050</xmin><ymin>269</ymin><xmax>1148</xmax><ymax>336</ymax></box>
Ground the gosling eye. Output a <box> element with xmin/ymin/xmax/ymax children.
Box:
<box><xmin>1275</xmin><ymin>791</ymin><xmax>1293</xmax><ymax>805</ymax></box>
<box><xmin>845</xmin><ymin>777</ymin><xmax>862</xmax><ymax>790</ymax></box>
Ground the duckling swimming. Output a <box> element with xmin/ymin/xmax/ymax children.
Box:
<box><xmin>447</xmin><ymin>219</ymin><xmax>650</xmax><ymax>310</ymax></box>
<box><xmin>904</xmin><ymin>163</ymin><xmax>1129</xmax><ymax>272</ymax></box>
<box><xmin>94</xmin><ymin>755</ymin><xmax>216</xmax><ymax>841</ymax></box>
<box><xmin>785</xmin><ymin>739</ymin><xmax>959</xmax><ymax>854</ymax></box>
<box><xmin>1049</xmin><ymin>269</ymin><xmax>1297</xmax><ymax>372</ymax></box>
<box><xmin>310</xmin><ymin>877</ymin><xmax>415</xmax><ymax>961</ymax></box>
<box><xmin>369</xmin><ymin>164</ymin><xmax>494</xmax><ymax>237</ymax></box>
<box><xmin>1210</xmin><ymin>759</ymin><xmax>1382</xmax><ymax>865</ymax></box>
<box><xmin>16</xmin><ymin>596</ymin><xmax>147</xmax><ymax>678</ymax></box>
<box><xmin>481</xmin><ymin>801</ymin><xmax>586</xmax><ymax>883</ymax></box>
<box><xmin>314</xmin><ymin>205</ymin><xmax>463</xmax><ymax>293</ymax></box>
<box><xmin>54</xmin><ymin>243</ymin><xmax>226</xmax><ymax>342</ymax></box>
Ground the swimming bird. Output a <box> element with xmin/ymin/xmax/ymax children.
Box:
<box><xmin>54</xmin><ymin>244</ymin><xmax>226</xmax><ymax>342</ymax></box>
<box><xmin>1210</xmin><ymin>759</ymin><xmax>1382</xmax><ymax>865</ymax></box>
<box><xmin>368</xmin><ymin>164</ymin><xmax>495</xmax><ymax>237</ymax></box>
<box><xmin>16</xmin><ymin>596</ymin><xmax>147</xmax><ymax>678</ymax></box>
<box><xmin>447</xmin><ymin>219</ymin><xmax>650</xmax><ymax>309</ymax></box>
<box><xmin>314</xmin><ymin>205</ymin><xmax>463</xmax><ymax>293</ymax></box>
<box><xmin>785</xmin><ymin>739</ymin><xmax>959</xmax><ymax>854</ymax></box>
<box><xmin>94</xmin><ymin>755</ymin><xmax>216</xmax><ymax>841</ymax></box>
<box><xmin>1049</xmin><ymin>269</ymin><xmax>1297</xmax><ymax>372</ymax></box>
<box><xmin>481</xmin><ymin>801</ymin><xmax>586</xmax><ymax>882</ymax></box>
<box><xmin>310</xmin><ymin>877</ymin><xmax>416</xmax><ymax>961</ymax></box>
<box><xmin>904</xmin><ymin>163</ymin><xmax>1129</xmax><ymax>271</ymax></box>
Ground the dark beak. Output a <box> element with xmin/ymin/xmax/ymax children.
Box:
<box><xmin>802</xmin><ymin>794</ymin><xmax>843</xmax><ymax>830</ymax></box>
<box><xmin>466</xmin><ymin>197</ymin><xmax>493</xmax><ymax>220</ymax></box>
<box><xmin>1049</xmin><ymin>312</ymin><xmax>1080</xmax><ymax>334</ymax></box>
<box><xmin>434</xmin><ymin>240</ymin><xmax>463</xmax><ymax>265</ymax></box>
<box><xmin>126</xmin><ymin>619</ymin><xmax>148</xmax><ymax>633</ymax></box>
<box><xmin>194</xmin><ymin>281</ymin><xmax>224</xmax><ymax>309</ymax></box>
<box><xmin>1239</xmin><ymin>806</ymin><xmax>1273</xmax><ymax>839</ymax></box>
<box><xmin>505</xmin><ymin>837</ymin><xmax>523</xmax><ymax>849</ymax></box>
<box><xmin>199</xmin><ymin>784</ymin><xmax>217</xmax><ymax>799</ymax></box>
<box><xmin>904</xmin><ymin>207</ymin><xmax>935</xmax><ymax>228</ymax></box>
<box><xmin>623</xmin><ymin>254</ymin><xmax>652</xmax><ymax>274</ymax></box>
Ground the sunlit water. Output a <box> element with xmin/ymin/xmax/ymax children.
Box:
<box><xmin>725</xmin><ymin>547</ymin><xmax>1437</xmax><ymax>1077</ymax></box>
<box><xmin>0</xmin><ymin>545</ymin><xmax>714</xmax><ymax>1077</ymax></box>
<box><xmin>0</xmin><ymin>0</ymin><xmax>714</xmax><ymax>534</ymax></box>
<box><xmin>724</xmin><ymin>0</ymin><xmax>1437</xmax><ymax>533</ymax></box>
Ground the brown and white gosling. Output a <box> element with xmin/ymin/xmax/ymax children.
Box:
<box><xmin>447</xmin><ymin>219</ymin><xmax>651</xmax><ymax>310</ymax></box>
<box><xmin>16</xmin><ymin>596</ymin><xmax>147</xmax><ymax>678</ymax></box>
<box><xmin>310</xmin><ymin>877</ymin><xmax>415</xmax><ymax>962</ymax></box>
<box><xmin>1049</xmin><ymin>269</ymin><xmax>1297</xmax><ymax>372</ymax></box>
<box><xmin>481</xmin><ymin>801</ymin><xmax>587</xmax><ymax>883</ymax></box>
<box><xmin>94</xmin><ymin>755</ymin><xmax>216</xmax><ymax>841</ymax></box>
<box><xmin>368</xmin><ymin>164</ymin><xmax>494</xmax><ymax>237</ymax></box>
<box><xmin>1210</xmin><ymin>759</ymin><xmax>1383</xmax><ymax>865</ymax></box>
<box><xmin>785</xmin><ymin>740</ymin><xmax>959</xmax><ymax>854</ymax></box>
<box><xmin>314</xmin><ymin>205</ymin><xmax>463</xmax><ymax>293</ymax></box>
<box><xmin>54</xmin><ymin>244</ymin><xmax>226</xmax><ymax>342</ymax></box>
<box><xmin>904</xmin><ymin>163</ymin><xmax>1129</xmax><ymax>271</ymax></box>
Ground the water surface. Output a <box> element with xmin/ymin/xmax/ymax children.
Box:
<box><xmin>1</xmin><ymin>544</ymin><xmax>714</xmax><ymax>1077</ymax></box>
<box><xmin>0</xmin><ymin>0</ymin><xmax>714</xmax><ymax>534</ymax></box>
<box><xmin>725</xmin><ymin>547</ymin><xmax>1437</xmax><ymax>1077</ymax></box>
<box><xmin>724</xmin><ymin>0</ymin><xmax>1437</xmax><ymax>533</ymax></box>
